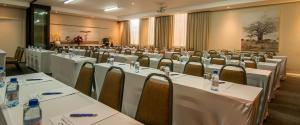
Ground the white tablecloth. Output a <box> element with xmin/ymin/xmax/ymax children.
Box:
<box><xmin>0</xmin><ymin>49</ymin><xmax>6</xmax><ymax>69</ymax></box>
<box><xmin>50</xmin><ymin>54</ymin><xmax>96</xmax><ymax>87</ymax></box>
<box><xmin>25</xmin><ymin>49</ymin><xmax>54</xmax><ymax>73</ymax></box>
<box><xmin>111</xmin><ymin>54</ymin><xmax>139</xmax><ymax>64</ymax></box>
<box><xmin>69</xmin><ymin>48</ymin><xmax>86</xmax><ymax>56</ymax></box>
<box><xmin>143</xmin><ymin>53</ymin><xmax>163</xmax><ymax>59</ymax></box>
<box><xmin>0</xmin><ymin>73</ymin><xmax>142</xmax><ymax>125</ymax></box>
<box><xmin>272</xmin><ymin>56</ymin><xmax>287</xmax><ymax>80</ymax></box>
<box><xmin>94</xmin><ymin>63</ymin><xmax>262</xmax><ymax>125</ymax></box>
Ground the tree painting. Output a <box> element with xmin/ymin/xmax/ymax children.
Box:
<box><xmin>241</xmin><ymin>14</ymin><xmax>279</xmax><ymax>52</ymax></box>
<box><xmin>243</xmin><ymin>15</ymin><xmax>278</xmax><ymax>41</ymax></box>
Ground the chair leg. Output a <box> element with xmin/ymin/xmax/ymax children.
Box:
<box><xmin>15</xmin><ymin>63</ymin><xmax>22</xmax><ymax>73</ymax></box>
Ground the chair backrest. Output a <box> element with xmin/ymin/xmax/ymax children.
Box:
<box><xmin>193</xmin><ymin>51</ymin><xmax>202</xmax><ymax>57</ymax></box>
<box><xmin>99</xmin><ymin>66</ymin><xmax>125</xmax><ymax>111</ymax></box>
<box><xmin>84</xmin><ymin>49</ymin><xmax>92</xmax><ymax>57</ymax></box>
<box><xmin>211</xmin><ymin>58</ymin><xmax>226</xmax><ymax>65</ymax></box>
<box><xmin>171</xmin><ymin>53</ymin><xmax>182</xmax><ymax>61</ymax></box>
<box><xmin>244</xmin><ymin>60</ymin><xmax>257</xmax><ymax>69</ymax></box>
<box><xmin>157</xmin><ymin>58</ymin><xmax>173</xmax><ymax>72</ymax></box>
<box><xmin>137</xmin><ymin>55</ymin><xmax>150</xmax><ymax>67</ymax></box>
<box><xmin>208</xmin><ymin>50</ymin><xmax>218</xmax><ymax>55</ymax></box>
<box><xmin>219</xmin><ymin>64</ymin><xmax>247</xmax><ymax>85</ymax></box>
<box><xmin>183</xmin><ymin>61</ymin><xmax>204</xmax><ymax>77</ymax></box>
<box><xmin>91</xmin><ymin>50</ymin><xmax>99</xmax><ymax>60</ymax></box>
<box><xmin>189</xmin><ymin>56</ymin><xmax>201</xmax><ymax>62</ymax></box>
<box><xmin>231</xmin><ymin>54</ymin><xmax>241</xmax><ymax>60</ymax></box>
<box><xmin>174</xmin><ymin>48</ymin><xmax>181</xmax><ymax>52</ymax></box>
<box><xmin>17</xmin><ymin>48</ymin><xmax>24</xmax><ymax>62</ymax></box>
<box><xmin>135</xmin><ymin>73</ymin><xmax>173</xmax><ymax>125</ymax></box>
<box><xmin>75</xmin><ymin>62</ymin><xmax>95</xmax><ymax>96</ymax></box>
<box><xmin>99</xmin><ymin>51</ymin><xmax>110</xmax><ymax>63</ymax></box>
<box><xmin>124</xmin><ymin>49</ymin><xmax>132</xmax><ymax>55</ymax></box>
<box><xmin>135</xmin><ymin>50</ymin><xmax>144</xmax><ymax>57</ymax></box>
<box><xmin>14</xmin><ymin>47</ymin><xmax>21</xmax><ymax>59</ymax></box>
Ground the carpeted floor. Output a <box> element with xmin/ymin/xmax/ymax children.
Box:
<box><xmin>5</xmin><ymin>64</ymin><xmax>300</xmax><ymax>125</ymax></box>
<box><xmin>264</xmin><ymin>75</ymin><xmax>300</xmax><ymax>125</ymax></box>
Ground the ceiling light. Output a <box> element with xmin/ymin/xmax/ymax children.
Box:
<box><xmin>226</xmin><ymin>6</ymin><xmax>231</xmax><ymax>9</ymax></box>
<box><xmin>104</xmin><ymin>6</ymin><xmax>119</xmax><ymax>12</ymax></box>
<box><xmin>64</xmin><ymin>0</ymin><xmax>75</xmax><ymax>4</ymax></box>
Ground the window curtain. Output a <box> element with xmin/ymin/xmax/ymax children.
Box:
<box><xmin>148</xmin><ymin>17</ymin><xmax>155</xmax><ymax>47</ymax></box>
<box><xmin>173</xmin><ymin>13</ymin><xmax>187</xmax><ymax>48</ymax></box>
<box><xmin>130</xmin><ymin>19</ymin><xmax>140</xmax><ymax>45</ymax></box>
<box><xmin>139</xmin><ymin>18</ymin><xmax>149</xmax><ymax>48</ymax></box>
<box><xmin>154</xmin><ymin>16</ymin><xmax>174</xmax><ymax>49</ymax></box>
<box><xmin>120</xmin><ymin>21</ymin><xmax>130</xmax><ymax>46</ymax></box>
<box><xmin>186</xmin><ymin>12</ymin><xmax>210</xmax><ymax>51</ymax></box>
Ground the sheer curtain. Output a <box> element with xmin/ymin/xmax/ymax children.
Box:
<box><xmin>173</xmin><ymin>13</ymin><xmax>187</xmax><ymax>48</ymax></box>
<box><xmin>148</xmin><ymin>17</ymin><xmax>155</xmax><ymax>47</ymax></box>
<box><xmin>129</xmin><ymin>19</ymin><xmax>140</xmax><ymax>45</ymax></box>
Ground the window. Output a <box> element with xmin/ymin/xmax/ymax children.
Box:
<box><xmin>148</xmin><ymin>17</ymin><xmax>155</xmax><ymax>46</ymax></box>
<box><xmin>173</xmin><ymin>13</ymin><xmax>187</xmax><ymax>47</ymax></box>
<box><xmin>129</xmin><ymin>19</ymin><xmax>140</xmax><ymax>45</ymax></box>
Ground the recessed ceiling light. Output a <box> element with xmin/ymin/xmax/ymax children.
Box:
<box><xmin>104</xmin><ymin>6</ymin><xmax>119</xmax><ymax>12</ymax></box>
<box><xmin>226</xmin><ymin>6</ymin><xmax>231</xmax><ymax>9</ymax></box>
<box><xmin>64</xmin><ymin>0</ymin><xmax>75</xmax><ymax>4</ymax></box>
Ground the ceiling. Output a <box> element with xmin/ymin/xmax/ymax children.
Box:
<box><xmin>1</xmin><ymin>0</ymin><xmax>300</xmax><ymax>20</ymax></box>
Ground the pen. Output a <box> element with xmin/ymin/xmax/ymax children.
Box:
<box><xmin>70</xmin><ymin>114</ymin><xmax>98</xmax><ymax>117</ymax></box>
<box><xmin>26</xmin><ymin>79</ymin><xmax>43</xmax><ymax>81</ymax></box>
<box><xmin>41</xmin><ymin>92</ymin><xmax>63</xmax><ymax>95</ymax></box>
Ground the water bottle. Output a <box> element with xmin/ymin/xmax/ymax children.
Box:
<box><xmin>5</xmin><ymin>78</ymin><xmax>19</xmax><ymax>108</ymax></box>
<box><xmin>211</xmin><ymin>71</ymin><xmax>219</xmax><ymax>91</ymax></box>
<box><xmin>164</xmin><ymin>66</ymin><xmax>170</xmax><ymax>76</ymax></box>
<box><xmin>0</xmin><ymin>67</ymin><xmax>5</xmax><ymax>88</ymax></box>
<box><xmin>240</xmin><ymin>59</ymin><xmax>246</xmax><ymax>68</ymax></box>
<box><xmin>134</xmin><ymin>62</ymin><xmax>140</xmax><ymax>73</ymax></box>
<box><xmin>23</xmin><ymin>99</ymin><xmax>42</xmax><ymax>125</ymax></box>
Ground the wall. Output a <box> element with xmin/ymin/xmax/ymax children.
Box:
<box><xmin>0</xmin><ymin>7</ymin><xmax>26</xmax><ymax>57</ymax></box>
<box><xmin>209</xmin><ymin>2</ymin><xmax>300</xmax><ymax>74</ymax></box>
<box><xmin>50</xmin><ymin>14</ymin><xmax>120</xmax><ymax>45</ymax></box>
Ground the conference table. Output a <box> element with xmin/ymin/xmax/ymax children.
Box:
<box><xmin>94</xmin><ymin>62</ymin><xmax>262</xmax><ymax>125</ymax></box>
<box><xmin>0</xmin><ymin>73</ymin><xmax>142</xmax><ymax>125</ymax></box>
<box><xmin>50</xmin><ymin>53</ymin><xmax>96</xmax><ymax>87</ymax></box>
<box><xmin>0</xmin><ymin>49</ymin><xmax>6</xmax><ymax>69</ymax></box>
<box><xmin>25</xmin><ymin>49</ymin><xmax>55</xmax><ymax>73</ymax></box>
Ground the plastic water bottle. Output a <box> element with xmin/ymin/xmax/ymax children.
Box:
<box><xmin>164</xmin><ymin>66</ymin><xmax>170</xmax><ymax>76</ymax></box>
<box><xmin>0</xmin><ymin>67</ymin><xmax>5</xmax><ymax>88</ymax></box>
<box><xmin>135</xmin><ymin>62</ymin><xmax>140</xmax><ymax>73</ymax></box>
<box><xmin>211</xmin><ymin>71</ymin><xmax>219</xmax><ymax>91</ymax></box>
<box><xmin>5</xmin><ymin>78</ymin><xmax>19</xmax><ymax>108</ymax></box>
<box><xmin>23</xmin><ymin>99</ymin><xmax>42</xmax><ymax>125</ymax></box>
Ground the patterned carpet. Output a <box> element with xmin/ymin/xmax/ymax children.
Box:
<box><xmin>5</xmin><ymin>64</ymin><xmax>300</xmax><ymax>125</ymax></box>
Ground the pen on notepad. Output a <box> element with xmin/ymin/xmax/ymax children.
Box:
<box><xmin>41</xmin><ymin>92</ymin><xmax>63</xmax><ymax>95</ymax></box>
<box><xmin>69</xmin><ymin>114</ymin><xmax>98</xmax><ymax>117</ymax></box>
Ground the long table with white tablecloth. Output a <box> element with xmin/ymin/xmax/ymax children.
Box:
<box><xmin>0</xmin><ymin>73</ymin><xmax>142</xmax><ymax>125</ymax></box>
<box><xmin>94</xmin><ymin>62</ymin><xmax>262</xmax><ymax>125</ymax></box>
<box><xmin>25</xmin><ymin>49</ymin><xmax>55</xmax><ymax>73</ymax></box>
<box><xmin>50</xmin><ymin>54</ymin><xmax>96</xmax><ymax>87</ymax></box>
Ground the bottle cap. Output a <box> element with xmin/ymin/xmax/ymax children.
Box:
<box><xmin>0</xmin><ymin>67</ymin><xmax>3</xmax><ymax>70</ymax></box>
<box><xmin>10</xmin><ymin>78</ymin><xmax>17</xmax><ymax>83</ymax></box>
<box><xmin>28</xmin><ymin>99</ymin><xmax>39</xmax><ymax>107</ymax></box>
<box><xmin>213</xmin><ymin>70</ymin><xmax>218</xmax><ymax>74</ymax></box>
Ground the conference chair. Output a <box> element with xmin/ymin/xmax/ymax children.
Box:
<box><xmin>124</xmin><ymin>49</ymin><xmax>132</xmax><ymax>55</ymax></box>
<box><xmin>99</xmin><ymin>51</ymin><xmax>110</xmax><ymax>63</ymax></box>
<box><xmin>189</xmin><ymin>56</ymin><xmax>202</xmax><ymax>62</ymax></box>
<box><xmin>193</xmin><ymin>51</ymin><xmax>202</xmax><ymax>57</ymax></box>
<box><xmin>99</xmin><ymin>66</ymin><xmax>125</xmax><ymax>111</ymax></box>
<box><xmin>171</xmin><ymin>53</ymin><xmax>182</xmax><ymax>61</ymax></box>
<box><xmin>183</xmin><ymin>61</ymin><xmax>204</xmax><ymax>77</ymax></box>
<box><xmin>157</xmin><ymin>58</ymin><xmax>173</xmax><ymax>72</ymax></box>
<box><xmin>91</xmin><ymin>50</ymin><xmax>100</xmax><ymax>62</ymax></box>
<box><xmin>219</xmin><ymin>64</ymin><xmax>247</xmax><ymax>85</ymax></box>
<box><xmin>6</xmin><ymin>47</ymin><xmax>24</xmax><ymax>71</ymax></box>
<box><xmin>137</xmin><ymin>55</ymin><xmax>150</xmax><ymax>67</ymax></box>
<box><xmin>135</xmin><ymin>73</ymin><xmax>173</xmax><ymax>125</ymax></box>
<box><xmin>135</xmin><ymin>50</ymin><xmax>144</xmax><ymax>57</ymax></box>
<box><xmin>75</xmin><ymin>62</ymin><xmax>95</xmax><ymax>97</ymax></box>
<box><xmin>211</xmin><ymin>57</ymin><xmax>226</xmax><ymax>65</ymax></box>
<box><xmin>244</xmin><ymin>60</ymin><xmax>257</xmax><ymax>69</ymax></box>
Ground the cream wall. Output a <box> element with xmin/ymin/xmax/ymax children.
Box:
<box><xmin>50</xmin><ymin>14</ymin><xmax>120</xmax><ymax>45</ymax></box>
<box><xmin>0</xmin><ymin>7</ymin><xmax>26</xmax><ymax>57</ymax></box>
<box><xmin>209</xmin><ymin>2</ymin><xmax>300</xmax><ymax>74</ymax></box>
